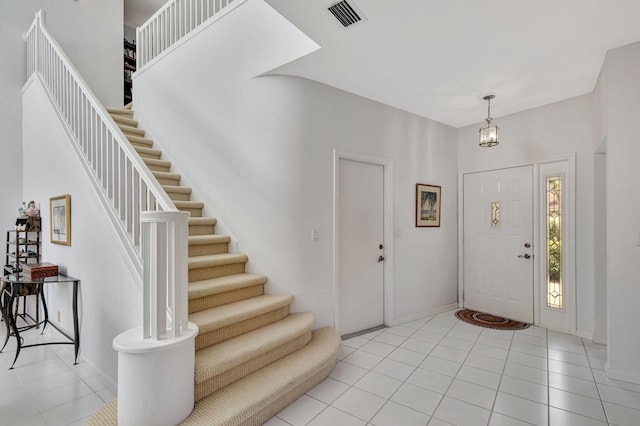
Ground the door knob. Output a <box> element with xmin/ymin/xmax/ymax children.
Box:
<box><xmin>518</xmin><ymin>253</ymin><xmax>531</xmax><ymax>259</ymax></box>
<box><xmin>377</xmin><ymin>255</ymin><xmax>385</xmax><ymax>262</ymax></box>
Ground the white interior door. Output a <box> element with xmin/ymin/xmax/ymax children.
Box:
<box><xmin>338</xmin><ymin>159</ymin><xmax>385</xmax><ymax>335</ymax></box>
<box><xmin>463</xmin><ymin>166</ymin><xmax>534</xmax><ymax>323</ymax></box>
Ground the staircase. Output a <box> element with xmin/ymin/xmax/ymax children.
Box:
<box><xmin>87</xmin><ymin>106</ymin><xmax>341</xmax><ymax>425</ymax></box>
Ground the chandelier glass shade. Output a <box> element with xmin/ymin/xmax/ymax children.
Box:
<box><xmin>479</xmin><ymin>95</ymin><xmax>499</xmax><ymax>147</ymax></box>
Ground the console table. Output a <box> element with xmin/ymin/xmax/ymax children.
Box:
<box><xmin>0</xmin><ymin>273</ymin><xmax>80</xmax><ymax>369</ymax></box>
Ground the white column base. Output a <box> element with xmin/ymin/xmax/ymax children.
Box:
<box><xmin>113</xmin><ymin>323</ymin><xmax>199</xmax><ymax>426</ymax></box>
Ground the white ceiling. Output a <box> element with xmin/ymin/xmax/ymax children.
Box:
<box><xmin>125</xmin><ymin>0</ymin><xmax>640</xmax><ymax>128</ymax></box>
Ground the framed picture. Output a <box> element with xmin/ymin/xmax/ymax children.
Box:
<box><xmin>416</xmin><ymin>184</ymin><xmax>441</xmax><ymax>227</ymax></box>
<box><xmin>50</xmin><ymin>194</ymin><xmax>71</xmax><ymax>245</ymax></box>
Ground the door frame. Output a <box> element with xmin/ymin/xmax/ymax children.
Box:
<box><xmin>458</xmin><ymin>154</ymin><xmax>576</xmax><ymax>333</ymax></box>
<box><xmin>333</xmin><ymin>149</ymin><xmax>394</xmax><ymax>333</ymax></box>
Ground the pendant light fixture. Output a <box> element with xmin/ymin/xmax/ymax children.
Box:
<box><xmin>479</xmin><ymin>94</ymin><xmax>499</xmax><ymax>147</ymax></box>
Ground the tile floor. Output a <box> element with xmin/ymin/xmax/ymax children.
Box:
<box><xmin>268</xmin><ymin>310</ymin><xmax>640</xmax><ymax>426</ymax></box>
<box><xmin>3</xmin><ymin>309</ymin><xmax>640</xmax><ymax>425</ymax></box>
<box><xmin>0</xmin><ymin>321</ymin><xmax>114</xmax><ymax>426</ymax></box>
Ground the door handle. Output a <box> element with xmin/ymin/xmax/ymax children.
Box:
<box><xmin>377</xmin><ymin>255</ymin><xmax>385</xmax><ymax>262</ymax></box>
<box><xmin>518</xmin><ymin>253</ymin><xmax>531</xmax><ymax>259</ymax></box>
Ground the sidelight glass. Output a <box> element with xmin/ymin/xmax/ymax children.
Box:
<box><xmin>546</xmin><ymin>176</ymin><xmax>563</xmax><ymax>309</ymax></box>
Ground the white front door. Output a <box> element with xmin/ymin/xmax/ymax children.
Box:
<box><xmin>463</xmin><ymin>166</ymin><xmax>534</xmax><ymax>323</ymax></box>
<box><xmin>338</xmin><ymin>159</ymin><xmax>385</xmax><ymax>335</ymax></box>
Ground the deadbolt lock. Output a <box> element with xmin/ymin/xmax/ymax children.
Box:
<box><xmin>524</xmin><ymin>242</ymin><xmax>531</xmax><ymax>248</ymax></box>
<box><xmin>379</xmin><ymin>244</ymin><xmax>384</xmax><ymax>249</ymax></box>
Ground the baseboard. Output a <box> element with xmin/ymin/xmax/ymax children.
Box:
<box><xmin>431</xmin><ymin>303</ymin><xmax>460</xmax><ymax>315</ymax></box>
<box><xmin>592</xmin><ymin>332</ymin><xmax>607</xmax><ymax>345</ymax></box>
<box><xmin>539</xmin><ymin>321</ymin><xmax>574</xmax><ymax>336</ymax></box>
<box><xmin>81</xmin><ymin>356</ymin><xmax>118</xmax><ymax>394</ymax></box>
<box><xmin>605</xmin><ymin>363</ymin><xmax>640</xmax><ymax>386</ymax></box>
<box><xmin>390</xmin><ymin>303</ymin><xmax>459</xmax><ymax>326</ymax></box>
<box><xmin>577</xmin><ymin>329</ymin><xmax>593</xmax><ymax>341</ymax></box>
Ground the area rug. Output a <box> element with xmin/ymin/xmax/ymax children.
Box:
<box><xmin>455</xmin><ymin>309</ymin><xmax>530</xmax><ymax>330</ymax></box>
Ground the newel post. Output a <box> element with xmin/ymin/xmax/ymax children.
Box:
<box><xmin>113</xmin><ymin>211</ymin><xmax>198</xmax><ymax>426</ymax></box>
<box><xmin>141</xmin><ymin>211</ymin><xmax>190</xmax><ymax>340</ymax></box>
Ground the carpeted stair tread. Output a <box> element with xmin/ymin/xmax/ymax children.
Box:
<box><xmin>165</xmin><ymin>185</ymin><xmax>193</xmax><ymax>201</ymax></box>
<box><xmin>189</xmin><ymin>217</ymin><xmax>217</xmax><ymax>226</ymax></box>
<box><xmin>188</xmin><ymin>272</ymin><xmax>265</xmax><ymax>314</ymax></box>
<box><xmin>189</xmin><ymin>234</ymin><xmax>230</xmax><ymax>246</ymax></box>
<box><xmin>189</xmin><ymin>273</ymin><xmax>266</xmax><ymax>300</ymax></box>
<box><xmin>134</xmin><ymin>146</ymin><xmax>162</xmax><ymax>159</ymax></box>
<box><xmin>181</xmin><ymin>327</ymin><xmax>340</xmax><ymax>426</ymax></box>
<box><xmin>126</xmin><ymin>134</ymin><xmax>154</xmax><ymax>147</ymax></box>
<box><xmin>112</xmin><ymin>115</ymin><xmax>138</xmax><ymax>127</ymax></box>
<box><xmin>152</xmin><ymin>170</ymin><xmax>181</xmax><ymax>180</ymax></box>
<box><xmin>118</xmin><ymin>123</ymin><xmax>145</xmax><ymax>136</ymax></box>
<box><xmin>189</xmin><ymin>217</ymin><xmax>218</xmax><ymax>236</ymax></box>
<box><xmin>107</xmin><ymin>107</ymin><xmax>133</xmax><ymax>116</ymax></box>
<box><xmin>189</xmin><ymin>253</ymin><xmax>248</xmax><ymax>270</ymax></box>
<box><xmin>85</xmin><ymin>400</ymin><xmax>117</xmax><ymax>426</ymax></box>
<box><xmin>163</xmin><ymin>185</ymin><xmax>192</xmax><ymax>195</ymax></box>
<box><xmin>194</xmin><ymin>312</ymin><xmax>314</xmax><ymax>384</ymax></box>
<box><xmin>142</xmin><ymin>157</ymin><xmax>171</xmax><ymax>169</ymax></box>
<box><xmin>189</xmin><ymin>294</ymin><xmax>293</xmax><ymax>335</ymax></box>
<box><xmin>189</xmin><ymin>217</ymin><xmax>218</xmax><ymax>225</ymax></box>
<box><xmin>175</xmin><ymin>200</ymin><xmax>205</xmax><ymax>209</ymax></box>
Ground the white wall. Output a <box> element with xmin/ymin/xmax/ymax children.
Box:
<box><xmin>0</xmin><ymin>0</ymin><xmax>123</xmax><ymax>244</ymax></box>
<box><xmin>458</xmin><ymin>94</ymin><xmax>596</xmax><ymax>337</ymax></box>
<box><xmin>592</xmin><ymin>63</ymin><xmax>608</xmax><ymax>345</ymax></box>
<box><xmin>124</xmin><ymin>24</ymin><xmax>136</xmax><ymax>42</ymax></box>
<box><xmin>133</xmin><ymin>0</ymin><xmax>459</xmax><ymax>328</ymax></box>
<box><xmin>597</xmin><ymin>41</ymin><xmax>640</xmax><ymax>383</ymax></box>
<box><xmin>22</xmin><ymin>77</ymin><xmax>141</xmax><ymax>388</ymax></box>
<box><xmin>593</xmin><ymin>152</ymin><xmax>606</xmax><ymax>344</ymax></box>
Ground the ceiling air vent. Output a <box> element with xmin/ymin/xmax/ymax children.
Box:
<box><xmin>328</xmin><ymin>0</ymin><xmax>365</xmax><ymax>28</ymax></box>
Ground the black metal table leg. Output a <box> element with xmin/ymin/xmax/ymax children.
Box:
<box><xmin>39</xmin><ymin>282</ymin><xmax>48</xmax><ymax>334</ymax></box>
<box><xmin>8</xmin><ymin>284</ymin><xmax>21</xmax><ymax>369</ymax></box>
<box><xmin>0</xmin><ymin>283</ymin><xmax>10</xmax><ymax>352</ymax></box>
<box><xmin>72</xmin><ymin>280</ymin><xmax>79</xmax><ymax>364</ymax></box>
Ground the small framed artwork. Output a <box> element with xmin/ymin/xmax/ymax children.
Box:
<box><xmin>50</xmin><ymin>194</ymin><xmax>71</xmax><ymax>245</ymax></box>
<box><xmin>416</xmin><ymin>184</ymin><xmax>441</xmax><ymax>227</ymax></box>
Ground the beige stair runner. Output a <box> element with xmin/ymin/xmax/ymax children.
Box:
<box><xmin>86</xmin><ymin>109</ymin><xmax>340</xmax><ymax>426</ymax></box>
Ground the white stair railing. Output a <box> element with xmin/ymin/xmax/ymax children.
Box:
<box><xmin>23</xmin><ymin>10</ymin><xmax>178</xmax><ymax>277</ymax></box>
<box><xmin>137</xmin><ymin>0</ymin><xmax>236</xmax><ymax>68</ymax></box>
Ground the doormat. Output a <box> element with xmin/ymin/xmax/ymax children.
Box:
<box><xmin>455</xmin><ymin>309</ymin><xmax>530</xmax><ymax>330</ymax></box>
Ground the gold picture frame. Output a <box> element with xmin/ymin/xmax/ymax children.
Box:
<box><xmin>50</xmin><ymin>194</ymin><xmax>71</xmax><ymax>245</ymax></box>
<box><xmin>416</xmin><ymin>184</ymin><xmax>441</xmax><ymax>227</ymax></box>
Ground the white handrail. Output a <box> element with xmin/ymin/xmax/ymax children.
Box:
<box><xmin>24</xmin><ymin>10</ymin><xmax>178</xmax><ymax>277</ymax></box>
<box><xmin>137</xmin><ymin>0</ymin><xmax>235</xmax><ymax>68</ymax></box>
